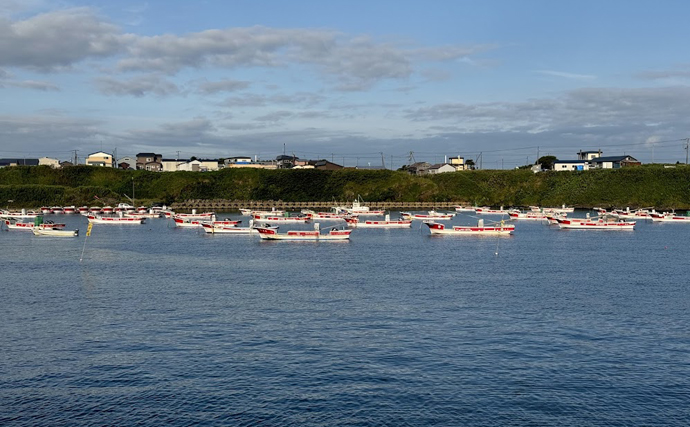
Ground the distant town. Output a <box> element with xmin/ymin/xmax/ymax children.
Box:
<box><xmin>0</xmin><ymin>149</ymin><xmax>641</xmax><ymax>174</ymax></box>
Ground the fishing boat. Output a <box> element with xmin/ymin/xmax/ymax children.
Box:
<box><xmin>304</xmin><ymin>211</ymin><xmax>347</xmax><ymax>220</ymax></box>
<box><xmin>114</xmin><ymin>203</ymin><xmax>136</xmax><ymax>213</ymax></box>
<box><xmin>345</xmin><ymin>214</ymin><xmax>412</xmax><ymax>228</ymax></box>
<box><xmin>173</xmin><ymin>217</ymin><xmax>203</xmax><ymax>227</ymax></box>
<box><xmin>86</xmin><ymin>214</ymin><xmax>145</xmax><ymax>224</ymax></box>
<box><xmin>101</xmin><ymin>206</ymin><xmax>114</xmax><ymax>214</ymax></box>
<box><xmin>201</xmin><ymin>220</ymin><xmax>276</xmax><ymax>234</ymax></box>
<box><xmin>173</xmin><ymin>210</ymin><xmax>215</xmax><ymax>220</ymax></box>
<box><xmin>508</xmin><ymin>211</ymin><xmax>553</xmax><ymax>221</ymax></box>
<box><xmin>650</xmin><ymin>211</ymin><xmax>690</xmax><ymax>222</ymax></box>
<box><xmin>474</xmin><ymin>206</ymin><xmax>511</xmax><ymax>215</ymax></box>
<box><xmin>556</xmin><ymin>215</ymin><xmax>635</xmax><ymax>230</ymax></box>
<box><xmin>77</xmin><ymin>206</ymin><xmax>89</xmax><ymax>214</ymax></box>
<box><xmin>3</xmin><ymin>219</ymin><xmax>66</xmax><ymax>231</ymax></box>
<box><xmin>40</xmin><ymin>207</ymin><xmax>52</xmax><ymax>214</ymax></box>
<box><xmin>50</xmin><ymin>206</ymin><xmax>64</xmax><ymax>214</ymax></box>
<box><xmin>333</xmin><ymin>196</ymin><xmax>385</xmax><ymax>216</ymax></box>
<box><xmin>401</xmin><ymin>210</ymin><xmax>456</xmax><ymax>220</ymax></box>
<box><xmin>611</xmin><ymin>207</ymin><xmax>655</xmax><ymax>220</ymax></box>
<box><xmin>241</xmin><ymin>208</ymin><xmax>285</xmax><ymax>217</ymax></box>
<box><xmin>252</xmin><ymin>214</ymin><xmax>310</xmax><ymax>223</ymax></box>
<box><xmin>32</xmin><ymin>228</ymin><xmax>79</xmax><ymax>237</ymax></box>
<box><xmin>63</xmin><ymin>206</ymin><xmax>77</xmax><ymax>214</ymax></box>
<box><xmin>424</xmin><ymin>219</ymin><xmax>515</xmax><ymax>236</ymax></box>
<box><xmin>256</xmin><ymin>224</ymin><xmax>352</xmax><ymax>241</ymax></box>
<box><xmin>538</xmin><ymin>204</ymin><xmax>575</xmax><ymax>214</ymax></box>
<box><xmin>0</xmin><ymin>209</ymin><xmax>41</xmax><ymax>219</ymax></box>
<box><xmin>454</xmin><ymin>205</ymin><xmax>476</xmax><ymax>212</ymax></box>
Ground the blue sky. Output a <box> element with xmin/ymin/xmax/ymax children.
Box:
<box><xmin>1</xmin><ymin>0</ymin><xmax>690</xmax><ymax>169</ymax></box>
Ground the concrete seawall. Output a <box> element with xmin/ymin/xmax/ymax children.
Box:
<box><xmin>170</xmin><ymin>200</ymin><xmax>467</xmax><ymax>211</ymax></box>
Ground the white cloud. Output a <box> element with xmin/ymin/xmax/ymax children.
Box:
<box><xmin>0</xmin><ymin>8</ymin><xmax>126</xmax><ymax>71</ymax></box>
<box><xmin>95</xmin><ymin>74</ymin><xmax>180</xmax><ymax>97</ymax></box>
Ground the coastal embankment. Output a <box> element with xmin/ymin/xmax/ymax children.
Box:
<box><xmin>1</xmin><ymin>165</ymin><xmax>689</xmax><ymax>210</ymax></box>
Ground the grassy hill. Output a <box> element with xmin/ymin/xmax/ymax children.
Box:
<box><xmin>0</xmin><ymin>165</ymin><xmax>688</xmax><ymax>209</ymax></box>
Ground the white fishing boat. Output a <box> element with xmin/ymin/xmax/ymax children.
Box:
<box><xmin>424</xmin><ymin>219</ymin><xmax>515</xmax><ymax>236</ymax></box>
<box><xmin>201</xmin><ymin>220</ymin><xmax>276</xmax><ymax>234</ymax></box>
<box><xmin>345</xmin><ymin>214</ymin><xmax>412</xmax><ymax>228</ymax></box>
<box><xmin>650</xmin><ymin>211</ymin><xmax>690</xmax><ymax>222</ymax></box>
<box><xmin>173</xmin><ymin>210</ymin><xmax>215</xmax><ymax>220</ymax></box>
<box><xmin>63</xmin><ymin>206</ymin><xmax>77</xmax><ymax>214</ymax></box>
<box><xmin>86</xmin><ymin>214</ymin><xmax>145</xmax><ymax>224</ymax></box>
<box><xmin>454</xmin><ymin>205</ymin><xmax>476</xmax><ymax>212</ymax></box>
<box><xmin>0</xmin><ymin>209</ymin><xmax>41</xmax><ymax>219</ymax></box>
<box><xmin>173</xmin><ymin>217</ymin><xmax>203</xmax><ymax>227</ymax></box>
<box><xmin>474</xmin><ymin>206</ymin><xmax>511</xmax><ymax>215</ymax></box>
<box><xmin>508</xmin><ymin>211</ymin><xmax>552</xmax><ymax>221</ymax></box>
<box><xmin>556</xmin><ymin>215</ymin><xmax>635</xmax><ymax>230</ymax></box>
<box><xmin>305</xmin><ymin>211</ymin><xmax>347</xmax><ymax>220</ymax></box>
<box><xmin>32</xmin><ymin>228</ymin><xmax>79</xmax><ymax>237</ymax></box>
<box><xmin>3</xmin><ymin>219</ymin><xmax>66</xmax><ymax>231</ymax></box>
<box><xmin>611</xmin><ymin>207</ymin><xmax>655</xmax><ymax>220</ymax></box>
<box><xmin>401</xmin><ymin>210</ymin><xmax>456</xmax><ymax>220</ymax></box>
<box><xmin>252</xmin><ymin>214</ymin><xmax>310</xmax><ymax>223</ymax></box>
<box><xmin>242</xmin><ymin>208</ymin><xmax>285</xmax><ymax>217</ymax></box>
<box><xmin>539</xmin><ymin>204</ymin><xmax>575</xmax><ymax>214</ymax></box>
<box><xmin>256</xmin><ymin>223</ymin><xmax>352</xmax><ymax>240</ymax></box>
<box><xmin>333</xmin><ymin>196</ymin><xmax>385</xmax><ymax>215</ymax></box>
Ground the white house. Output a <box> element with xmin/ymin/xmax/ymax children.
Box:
<box><xmin>38</xmin><ymin>157</ymin><xmax>60</xmax><ymax>168</ymax></box>
<box><xmin>590</xmin><ymin>155</ymin><xmax>640</xmax><ymax>169</ymax></box>
<box><xmin>552</xmin><ymin>160</ymin><xmax>590</xmax><ymax>171</ymax></box>
<box><xmin>85</xmin><ymin>151</ymin><xmax>114</xmax><ymax>167</ymax></box>
<box><xmin>448</xmin><ymin>156</ymin><xmax>466</xmax><ymax>171</ymax></box>
<box><xmin>577</xmin><ymin>150</ymin><xmax>603</xmax><ymax>161</ymax></box>
<box><xmin>427</xmin><ymin>163</ymin><xmax>459</xmax><ymax>174</ymax></box>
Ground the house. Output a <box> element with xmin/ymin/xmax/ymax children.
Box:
<box><xmin>427</xmin><ymin>163</ymin><xmax>458</xmax><ymax>174</ymax></box>
<box><xmin>160</xmin><ymin>159</ymin><xmax>185</xmax><ymax>172</ymax></box>
<box><xmin>277</xmin><ymin>155</ymin><xmax>298</xmax><ymax>169</ymax></box>
<box><xmin>176</xmin><ymin>159</ymin><xmax>220</xmax><ymax>172</ymax></box>
<box><xmin>0</xmin><ymin>158</ymin><xmax>39</xmax><ymax>167</ymax></box>
<box><xmin>117</xmin><ymin>156</ymin><xmax>137</xmax><ymax>170</ymax></box>
<box><xmin>136</xmin><ymin>153</ymin><xmax>163</xmax><ymax>171</ymax></box>
<box><xmin>406</xmin><ymin>162</ymin><xmax>431</xmax><ymax>175</ymax></box>
<box><xmin>552</xmin><ymin>160</ymin><xmax>590</xmax><ymax>171</ymax></box>
<box><xmin>85</xmin><ymin>151</ymin><xmax>114</xmax><ymax>167</ymax></box>
<box><xmin>224</xmin><ymin>156</ymin><xmax>254</xmax><ymax>167</ymax></box>
<box><xmin>590</xmin><ymin>155</ymin><xmax>640</xmax><ymax>169</ymax></box>
<box><xmin>226</xmin><ymin>161</ymin><xmax>278</xmax><ymax>169</ymax></box>
<box><xmin>39</xmin><ymin>157</ymin><xmax>60</xmax><ymax>168</ymax></box>
<box><xmin>292</xmin><ymin>159</ymin><xmax>343</xmax><ymax>170</ymax></box>
<box><xmin>448</xmin><ymin>156</ymin><xmax>466</xmax><ymax>171</ymax></box>
<box><xmin>60</xmin><ymin>161</ymin><xmax>74</xmax><ymax>168</ymax></box>
<box><xmin>314</xmin><ymin>160</ymin><xmax>343</xmax><ymax>170</ymax></box>
<box><xmin>577</xmin><ymin>150</ymin><xmax>603</xmax><ymax>161</ymax></box>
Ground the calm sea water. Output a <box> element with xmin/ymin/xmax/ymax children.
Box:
<box><xmin>1</xmin><ymin>211</ymin><xmax>689</xmax><ymax>426</ymax></box>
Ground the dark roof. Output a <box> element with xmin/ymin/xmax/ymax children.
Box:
<box><xmin>590</xmin><ymin>155</ymin><xmax>638</xmax><ymax>162</ymax></box>
<box><xmin>136</xmin><ymin>152</ymin><xmax>160</xmax><ymax>157</ymax></box>
<box><xmin>0</xmin><ymin>158</ymin><xmax>39</xmax><ymax>166</ymax></box>
<box><xmin>276</xmin><ymin>155</ymin><xmax>298</xmax><ymax>161</ymax></box>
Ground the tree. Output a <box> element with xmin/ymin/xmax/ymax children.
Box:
<box><xmin>537</xmin><ymin>155</ymin><xmax>558</xmax><ymax>170</ymax></box>
<box><xmin>465</xmin><ymin>159</ymin><xmax>475</xmax><ymax>170</ymax></box>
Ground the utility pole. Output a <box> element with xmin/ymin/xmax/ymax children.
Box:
<box><xmin>685</xmin><ymin>138</ymin><xmax>689</xmax><ymax>165</ymax></box>
<box><xmin>73</xmin><ymin>150</ymin><xmax>78</xmax><ymax>165</ymax></box>
<box><xmin>380</xmin><ymin>152</ymin><xmax>385</xmax><ymax>169</ymax></box>
<box><xmin>536</xmin><ymin>146</ymin><xmax>539</xmax><ymax>162</ymax></box>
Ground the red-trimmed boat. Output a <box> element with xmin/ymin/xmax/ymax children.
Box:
<box><xmin>424</xmin><ymin>219</ymin><xmax>514</xmax><ymax>236</ymax></box>
<box><xmin>86</xmin><ymin>214</ymin><xmax>145</xmax><ymax>224</ymax></box>
<box><xmin>556</xmin><ymin>215</ymin><xmax>635</xmax><ymax>230</ymax></box>
<box><xmin>3</xmin><ymin>219</ymin><xmax>66</xmax><ymax>231</ymax></box>
<box><xmin>345</xmin><ymin>215</ymin><xmax>412</xmax><ymax>228</ymax></box>
<box><xmin>256</xmin><ymin>224</ymin><xmax>352</xmax><ymax>241</ymax></box>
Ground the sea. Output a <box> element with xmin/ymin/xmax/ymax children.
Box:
<box><xmin>1</xmin><ymin>211</ymin><xmax>689</xmax><ymax>426</ymax></box>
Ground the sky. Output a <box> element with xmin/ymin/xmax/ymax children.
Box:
<box><xmin>1</xmin><ymin>0</ymin><xmax>690</xmax><ymax>169</ymax></box>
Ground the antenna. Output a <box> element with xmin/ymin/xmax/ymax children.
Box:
<box><xmin>408</xmin><ymin>151</ymin><xmax>416</xmax><ymax>164</ymax></box>
<box><xmin>380</xmin><ymin>152</ymin><xmax>385</xmax><ymax>169</ymax></box>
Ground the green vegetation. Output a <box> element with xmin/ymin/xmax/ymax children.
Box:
<box><xmin>0</xmin><ymin>164</ymin><xmax>689</xmax><ymax>209</ymax></box>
